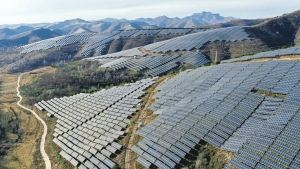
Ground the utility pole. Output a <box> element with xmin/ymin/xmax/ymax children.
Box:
<box><xmin>215</xmin><ymin>50</ymin><xmax>218</xmax><ymax>63</ymax></box>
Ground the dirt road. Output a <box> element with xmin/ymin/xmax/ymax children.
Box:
<box><xmin>16</xmin><ymin>73</ymin><xmax>51</xmax><ymax>169</ymax></box>
<box><xmin>125</xmin><ymin>78</ymin><xmax>166</xmax><ymax>169</ymax></box>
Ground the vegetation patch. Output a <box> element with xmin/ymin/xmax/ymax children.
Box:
<box><xmin>21</xmin><ymin>60</ymin><xmax>146</xmax><ymax>104</ymax></box>
<box><xmin>189</xmin><ymin>145</ymin><xmax>233</xmax><ymax>169</ymax></box>
<box><xmin>253</xmin><ymin>90</ymin><xmax>286</xmax><ymax>98</ymax></box>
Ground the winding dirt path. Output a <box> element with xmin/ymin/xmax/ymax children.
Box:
<box><xmin>125</xmin><ymin>78</ymin><xmax>166</xmax><ymax>169</ymax></box>
<box><xmin>16</xmin><ymin>73</ymin><xmax>51</xmax><ymax>169</ymax></box>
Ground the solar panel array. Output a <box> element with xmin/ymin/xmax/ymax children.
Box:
<box><xmin>144</xmin><ymin>26</ymin><xmax>251</xmax><ymax>53</ymax></box>
<box><xmin>131</xmin><ymin>30</ymin><xmax>161</xmax><ymax>37</ymax></box>
<box><xmin>117</xmin><ymin>30</ymin><xmax>138</xmax><ymax>37</ymax></box>
<box><xmin>221</xmin><ymin>46</ymin><xmax>300</xmax><ymax>63</ymax></box>
<box><xmin>95</xmin><ymin>58</ymin><xmax>117</xmax><ymax>65</ymax></box>
<box><xmin>35</xmin><ymin>78</ymin><xmax>156</xmax><ymax>169</ymax></box>
<box><xmin>141</xmin><ymin>38</ymin><xmax>178</xmax><ymax>52</ymax></box>
<box><xmin>133</xmin><ymin>60</ymin><xmax>300</xmax><ymax>169</ymax></box>
<box><xmin>226</xmin><ymin>102</ymin><xmax>300</xmax><ymax>169</ymax></box>
<box><xmin>159</xmin><ymin>29</ymin><xmax>193</xmax><ymax>35</ymax></box>
<box><xmin>179</xmin><ymin>52</ymin><xmax>211</xmax><ymax>67</ymax></box>
<box><xmin>80</xmin><ymin>32</ymin><xmax>120</xmax><ymax>56</ymax></box>
<box><xmin>21</xmin><ymin>34</ymin><xmax>95</xmax><ymax>54</ymax></box>
<box><xmin>94</xmin><ymin>52</ymin><xmax>211</xmax><ymax>76</ymax></box>
<box><xmin>221</xmin><ymin>97</ymin><xmax>284</xmax><ymax>152</ymax></box>
<box><xmin>20</xmin><ymin>28</ymin><xmax>198</xmax><ymax>55</ymax></box>
<box><xmin>20</xmin><ymin>27</ymin><xmax>249</xmax><ymax>58</ymax></box>
<box><xmin>87</xmin><ymin>47</ymin><xmax>146</xmax><ymax>59</ymax></box>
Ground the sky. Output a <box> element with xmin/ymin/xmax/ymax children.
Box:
<box><xmin>0</xmin><ymin>0</ymin><xmax>299</xmax><ymax>25</ymax></box>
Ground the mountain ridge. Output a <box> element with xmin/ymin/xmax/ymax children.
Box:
<box><xmin>0</xmin><ymin>11</ymin><xmax>235</xmax><ymax>38</ymax></box>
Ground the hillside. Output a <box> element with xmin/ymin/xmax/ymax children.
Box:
<box><xmin>44</xmin><ymin>18</ymin><xmax>91</xmax><ymax>30</ymax></box>
<box><xmin>0</xmin><ymin>28</ymin><xmax>17</xmax><ymax>39</ymax></box>
<box><xmin>246</xmin><ymin>9</ymin><xmax>300</xmax><ymax>48</ymax></box>
<box><xmin>54</xmin><ymin>25</ymin><xmax>94</xmax><ymax>35</ymax></box>
<box><xmin>27</xmin><ymin>49</ymin><xmax>300</xmax><ymax>169</ymax></box>
<box><xmin>201</xmin><ymin>10</ymin><xmax>300</xmax><ymax>61</ymax></box>
<box><xmin>0</xmin><ymin>26</ymin><xmax>36</xmax><ymax>40</ymax></box>
<box><xmin>14</xmin><ymin>26</ymin><xmax>35</xmax><ymax>34</ymax></box>
<box><xmin>1</xmin><ymin>7</ymin><xmax>300</xmax><ymax>169</ymax></box>
<box><xmin>1</xmin><ymin>28</ymin><xmax>203</xmax><ymax>73</ymax></box>
<box><xmin>200</xmin><ymin>18</ymin><xmax>268</xmax><ymax>29</ymax></box>
<box><xmin>0</xmin><ymin>28</ymin><xmax>60</xmax><ymax>54</ymax></box>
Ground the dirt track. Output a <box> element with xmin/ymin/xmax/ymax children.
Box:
<box><xmin>125</xmin><ymin>78</ymin><xmax>166</xmax><ymax>169</ymax></box>
<box><xmin>16</xmin><ymin>73</ymin><xmax>51</xmax><ymax>169</ymax></box>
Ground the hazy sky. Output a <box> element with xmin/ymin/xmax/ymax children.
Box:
<box><xmin>1</xmin><ymin>0</ymin><xmax>299</xmax><ymax>24</ymax></box>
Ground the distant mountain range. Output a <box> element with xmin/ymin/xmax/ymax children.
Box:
<box><xmin>0</xmin><ymin>12</ymin><xmax>235</xmax><ymax>40</ymax></box>
<box><xmin>133</xmin><ymin>12</ymin><xmax>235</xmax><ymax>28</ymax></box>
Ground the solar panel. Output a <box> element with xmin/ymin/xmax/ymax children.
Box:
<box><xmin>35</xmin><ymin>78</ymin><xmax>156</xmax><ymax>168</ymax></box>
<box><xmin>132</xmin><ymin>60</ymin><xmax>300</xmax><ymax>168</ymax></box>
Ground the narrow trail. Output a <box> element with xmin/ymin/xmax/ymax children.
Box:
<box><xmin>16</xmin><ymin>73</ymin><xmax>51</xmax><ymax>169</ymax></box>
<box><xmin>125</xmin><ymin>79</ymin><xmax>166</xmax><ymax>169</ymax></box>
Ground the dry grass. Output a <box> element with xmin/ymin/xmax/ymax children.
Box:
<box><xmin>19</xmin><ymin>67</ymin><xmax>73</xmax><ymax>169</ymax></box>
<box><xmin>20</xmin><ymin>66</ymin><xmax>56</xmax><ymax>86</ymax></box>
<box><xmin>139</xmin><ymin>47</ymin><xmax>160</xmax><ymax>57</ymax></box>
<box><xmin>113</xmin><ymin>110</ymin><xmax>141</xmax><ymax>168</ymax></box>
<box><xmin>33</xmin><ymin>108</ymin><xmax>73</xmax><ymax>169</ymax></box>
<box><xmin>254</xmin><ymin>90</ymin><xmax>286</xmax><ymax>98</ymax></box>
<box><xmin>124</xmin><ymin>77</ymin><xmax>170</xmax><ymax>169</ymax></box>
<box><xmin>0</xmin><ymin>66</ymin><xmax>56</xmax><ymax>169</ymax></box>
<box><xmin>0</xmin><ymin>73</ymin><xmax>43</xmax><ymax>169</ymax></box>
<box><xmin>246</xmin><ymin>54</ymin><xmax>300</xmax><ymax>62</ymax></box>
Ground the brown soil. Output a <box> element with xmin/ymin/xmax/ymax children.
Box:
<box><xmin>125</xmin><ymin>77</ymin><xmax>167</xmax><ymax>169</ymax></box>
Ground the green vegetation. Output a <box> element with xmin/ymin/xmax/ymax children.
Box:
<box><xmin>51</xmin><ymin>136</ymin><xmax>70</xmax><ymax>169</ymax></box>
<box><xmin>254</xmin><ymin>90</ymin><xmax>286</xmax><ymax>98</ymax></box>
<box><xmin>0</xmin><ymin>110</ymin><xmax>20</xmax><ymax>143</ymax></box>
<box><xmin>33</xmin><ymin>139</ymin><xmax>45</xmax><ymax>168</ymax></box>
<box><xmin>21</xmin><ymin>60</ymin><xmax>146</xmax><ymax>104</ymax></box>
<box><xmin>233</xmin><ymin>50</ymin><xmax>269</xmax><ymax>58</ymax></box>
<box><xmin>190</xmin><ymin>146</ymin><xmax>229</xmax><ymax>169</ymax></box>
<box><xmin>167</xmin><ymin>63</ymin><xmax>197</xmax><ymax>75</ymax></box>
<box><xmin>0</xmin><ymin>110</ymin><xmax>7</xmax><ymax>141</ymax></box>
<box><xmin>203</xmin><ymin>62</ymin><xmax>219</xmax><ymax>67</ymax></box>
<box><xmin>112</xmin><ymin>165</ymin><xmax>122</xmax><ymax>169</ymax></box>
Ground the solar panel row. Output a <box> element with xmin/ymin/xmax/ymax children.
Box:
<box><xmin>221</xmin><ymin>46</ymin><xmax>300</xmax><ymax>63</ymax></box>
<box><xmin>35</xmin><ymin>78</ymin><xmax>156</xmax><ymax>168</ymax></box>
<box><xmin>144</xmin><ymin>27</ymin><xmax>250</xmax><ymax>53</ymax></box>
<box><xmin>92</xmin><ymin>52</ymin><xmax>211</xmax><ymax>76</ymax></box>
<box><xmin>21</xmin><ymin>28</ymin><xmax>199</xmax><ymax>55</ymax></box>
<box><xmin>133</xmin><ymin>60</ymin><xmax>300</xmax><ymax>168</ymax></box>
